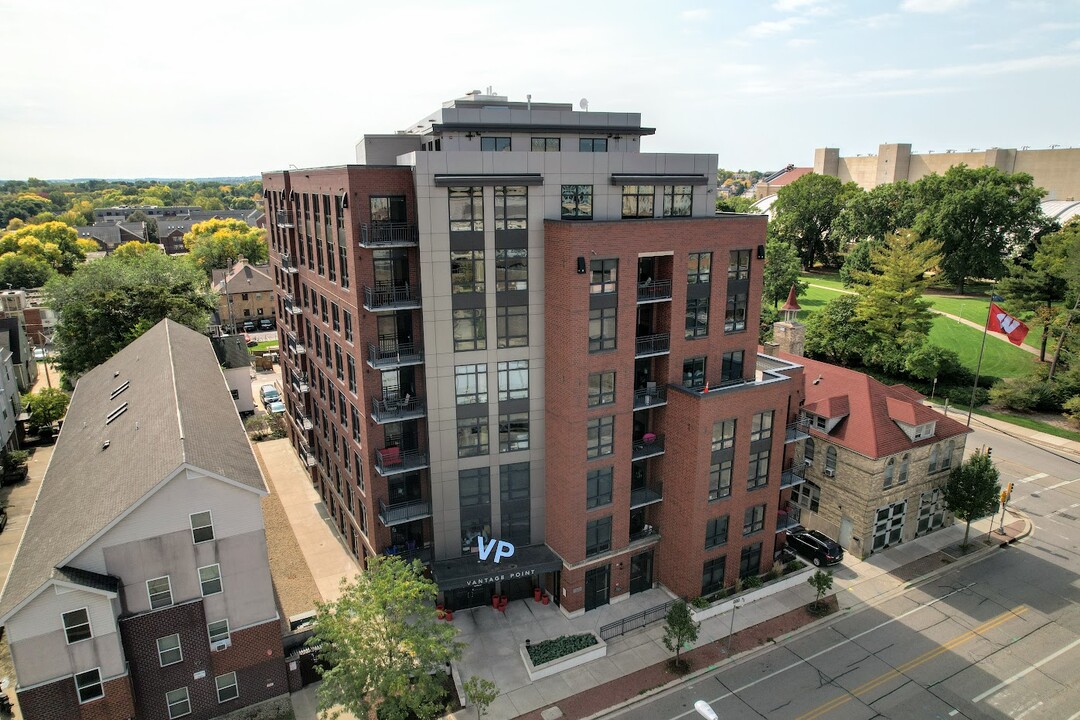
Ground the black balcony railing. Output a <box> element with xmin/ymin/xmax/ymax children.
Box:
<box><xmin>776</xmin><ymin>505</ymin><xmax>802</xmax><ymax>533</ymax></box>
<box><xmin>631</xmin><ymin>434</ymin><xmax>665</xmax><ymax>461</ymax></box>
<box><xmin>633</xmin><ymin>385</ymin><xmax>667</xmax><ymax>409</ymax></box>
<box><xmin>281</xmin><ymin>254</ymin><xmax>298</xmax><ymax>273</ymax></box>
<box><xmin>283</xmin><ymin>297</ymin><xmax>303</xmax><ymax>315</ymax></box>
<box><xmin>378</xmin><ymin>499</ymin><xmax>432</xmax><ymax>526</ymax></box>
<box><xmin>629</xmin><ymin>524</ymin><xmax>660</xmax><ymax>543</ymax></box>
<box><xmin>363</xmin><ymin>284</ymin><xmax>421</xmax><ymax>311</ymax></box>
<box><xmin>276</xmin><ymin>210</ymin><xmax>294</xmax><ymax>228</ymax></box>
<box><xmin>287</xmin><ymin>340</ymin><xmax>306</xmax><ymax>356</ymax></box>
<box><xmin>294</xmin><ymin>411</ymin><xmax>313</xmax><ymax>431</ymax></box>
<box><xmin>359</xmin><ymin>223</ymin><xmax>419</xmax><ymax>248</ymax></box>
<box><xmin>785</xmin><ymin>417</ymin><xmax>811</xmax><ymax>443</ymax></box>
<box><xmin>374</xmin><ymin>447</ymin><xmax>430</xmax><ymax>476</ymax></box>
<box><xmin>384</xmin><ymin>542</ymin><xmax>433</xmax><ymax>565</ymax></box>
<box><xmin>637</xmin><ymin>279</ymin><xmax>672</xmax><ymax>303</ymax></box>
<box><xmin>630</xmin><ymin>481</ymin><xmax>664</xmax><ymax>509</ymax></box>
<box><xmin>291</xmin><ymin>372</ymin><xmax>310</xmax><ymax>394</ymax></box>
<box><xmin>298</xmin><ymin>443</ymin><xmax>316</xmax><ymax>467</ymax></box>
<box><xmin>371</xmin><ymin>395</ymin><xmax>426</xmax><ymax>424</ymax></box>
<box><xmin>367</xmin><ymin>342</ymin><xmax>424</xmax><ymax>369</ymax></box>
<box><xmin>635</xmin><ymin>333</ymin><xmax>670</xmax><ymax>357</ymax></box>
<box><xmin>780</xmin><ymin>466</ymin><xmax>806</xmax><ymax>489</ymax></box>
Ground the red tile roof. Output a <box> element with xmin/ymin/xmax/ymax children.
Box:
<box><xmin>766</xmin><ymin>167</ymin><xmax>812</xmax><ymax>187</ymax></box>
<box><xmin>783</xmin><ymin>354</ymin><xmax>971</xmax><ymax>458</ymax></box>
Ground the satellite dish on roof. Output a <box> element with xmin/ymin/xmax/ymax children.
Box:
<box><xmin>579</xmin><ymin>98</ymin><xmax>589</xmax><ymax>112</ymax></box>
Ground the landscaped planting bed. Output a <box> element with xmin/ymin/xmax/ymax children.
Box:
<box><xmin>527</xmin><ymin>633</ymin><xmax>598</xmax><ymax>666</ymax></box>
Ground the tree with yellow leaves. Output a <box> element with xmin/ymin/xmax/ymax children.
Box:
<box><xmin>183</xmin><ymin>218</ymin><xmax>267</xmax><ymax>277</ymax></box>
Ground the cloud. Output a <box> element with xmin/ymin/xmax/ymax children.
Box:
<box><xmin>900</xmin><ymin>0</ymin><xmax>972</xmax><ymax>13</ymax></box>
<box><xmin>847</xmin><ymin>13</ymin><xmax>899</xmax><ymax>29</ymax></box>
<box><xmin>787</xmin><ymin>37</ymin><xmax>818</xmax><ymax>47</ymax></box>
<box><xmin>746</xmin><ymin>16</ymin><xmax>807</xmax><ymax>38</ymax></box>
<box><xmin>679</xmin><ymin>8</ymin><xmax>710</xmax><ymax>21</ymax></box>
<box><xmin>928</xmin><ymin>53</ymin><xmax>1080</xmax><ymax>78</ymax></box>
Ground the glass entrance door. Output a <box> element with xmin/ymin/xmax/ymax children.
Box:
<box><xmin>872</xmin><ymin>501</ymin><xmax>907</xmax><ymax>552</ymax></box>
<box><xmin>629</xmin><ymin>551</ymin><xmax>653</xmax><ymax>594</ymax></box>
<box><xmin>584</xmin><ymin>565</ymin><xmax>610</xmax><ymax>611</ymax></box>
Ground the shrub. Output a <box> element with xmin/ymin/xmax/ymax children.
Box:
<box><xmin>1065</xmin><ymin>396</ymin><xmax>1080</xmax><ymax>427</ymax></box>
<box><xmin>742</xmin><ymin>575</ymin><xmax>763</xmax><ymax>589</ymax></box>
<box><xmin>526</xmin><ymin>634</ymin><xmax>598</xmax><ymax>666</ymax></box>
<box><xmin>784</xmin><ymin>560</ymin><xmax>803</xmax><ymax>574</ymax></box>
<box><xmin>690</xmin><ymin>596</ymin><xmax>710</xmax><ymax>609</ymax></box>
<box><xmin>989</xmin><ymin>372</ymin><xmax>1064</xmax><ymax>413</ymax></box>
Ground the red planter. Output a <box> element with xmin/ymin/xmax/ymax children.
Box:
<box><xmin>445</xmin><ymin>610</ymin><xmax>454</xmax><ymax>621</ymax></box>
<box><xmin>541</xmin><ymin>595</ymin><xmax>550</xmax><ymax>605</ymax></box>
<box><xmin>533</xmin><ymin>587</ymin><xmax>542</xmax><ymax>602</ymax></box>
<box><xmin>491</xmin><ymin>595</ymin><xmax>499</xmax><ymax>608</ymax></box>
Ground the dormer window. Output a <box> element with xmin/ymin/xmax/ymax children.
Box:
<box><xmin>912</xmin><ymin>422</ymin><xmax>936</xmax><ymax>440</ymax></box>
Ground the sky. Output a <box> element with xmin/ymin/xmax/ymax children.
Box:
<box><xmin>2</xmin><ymin>0</ymin><xmax>1078</xmax><ymax>180</ymax></box>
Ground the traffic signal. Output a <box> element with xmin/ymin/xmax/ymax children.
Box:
<box><xmin>1006</xmin><ymin>482</ymin><xmax>1014</xmax><ymax>496</ymax></box>
<box><xmin>1000</xmin><ymin>490</ymin><xmax>1009</xmax><ymax>504</ymax></box>
<box><xmin>986</xmin><ymin>447</ymin><xmax>993</xmax><ymax>459</ymax></box>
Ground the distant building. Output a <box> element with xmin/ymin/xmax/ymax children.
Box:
<box><xmin>0</xmin><ymin>316</ymin><xmax>37</xmax><ymax>392</ymax></box>
<box><xmin>1</xmin><ymin>289</ymin><xmax>57</xmax><ymax>345</ymax></box>
<box><xmin>75</xmin><ymin>222</ymin><xmax>148</xmax><ymax>252</ymax></box>
<box><xmin>88</xmin><ymin>207</ymin><xmax>266</xmax><ymax>256</ymax></box>
<box><xmin>213</xmin><ymin>261</ymin><xmax>275</xmax><ymax>333</ymax></box>
<box><xmin>0</xmin><ymin>349</ymin><xmax>20</xmax><ymax>451</ymax></box>
<box><xmin>211</xmin><ymin>335</ymin><xmax>255</xmax><ymax>415</ymax></box>
<box><xmin>753</xmin><ymin>165</ymin><xmax>812</xmax><ymax>199</ymax></box>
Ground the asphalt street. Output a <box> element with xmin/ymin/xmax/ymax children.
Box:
<box><xmin>607</xmin><ymin>419</ymin><xmax>1080</xmax><ymax>720</ymax></box>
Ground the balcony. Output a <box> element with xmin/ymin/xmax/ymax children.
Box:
<box><xmin>629</xmin><ymin>524</ymin><xmax>660</xmax><ymax>544</ymax></box>
<box><xmin>283</xmin><ymin>297</ymin><xmax>303</xmax><ymax>316</ymax></box>
<box><xmin>785</xmin><ymin>418</ymin><xmax>811</xmax><ymax>444</ymax></box>
<box><xmin>298</xmin><ymin>443</ymin><xmax>316</xmax><ymax>467</ymax></box>
<box><xmin>776</xmin><ymin>505</ymin><xmax>803</xmax><ymax>533</ymax></box>
<box><xmin>367</xmin><ymin>342</ymin><xmax>424</xmax><ymax>369</ymax></box>
<box><xmin>384</xmin><ymin>541</ymin><xmax>434</xmax><ymax>565</ymax></box>
<box><xmin>371</xmin><ymin>395</ymin><xmax>426</xmax><ymax>424</ymax></box>
<box><xmin>374</xmin><ymin>447</ymin><xmax>430</xmax><ymax>476</ymax></box>
<box><xmin>359</xmin><ymin>223</ymin><xmax>419</xmax><ymax>248</ymax></box>
<box><xmin>631</xmin><ymin>434</ymin><xmax>665</xmax><ymax>461</ymax></box>
<box><xmin>635</xmin><ymin>333</ymin><xmax>670</xmax><ymax>358</ymax></box>
<box><xmin>287</xmin><ymin>339</ymin><xmax>306</xmax><ymax>356</ymax></box>
<box><xmin>294</xmin><ymin>410</ymin><xmax>313</xmax><ymax>431</ymax></box>
<box><xmin>378</xmin><ymin>498</ymin><xmax>432</xmax><ymax>526</ymax></box>
<box><xmin>633</xmin><ymin>385</ymin><xmax>667</xmax><ymax>410</ymax></box>
<box><xmin>637</xmin><ymin>279</ymin><xmax>672</xmax><ymax>303</ymax></box>
<box><xmin>281</xmin><ymin>254</ymin><xmax>298</xmax><ymax>274</ymax></box>
<box><xmin>291</xmin><ymin>372</ymin><xmax>310</xmax><ymax>394</ymax></box>
<box><xmin>780</xmin><ymin>465</ymin><xmax>806</xmax><ymax>489</ymax></box>
<box><xmin>630</xmin><ymin>481</ymin><xmax>664</xmax><ymax>510</ymax></box>
<box><xmin>363</xmin><ymin>284</ymin><xmax>421</xmax><ymax>312</ymax></box>
<box><xmin>276</xmin><ymin>210</ymin><xmax>294</xmax><ymax>228</ymax></box>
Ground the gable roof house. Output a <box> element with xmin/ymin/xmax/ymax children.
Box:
<box><xmin>781</xmin><ymin>354</ymin><xmax>972</xmax><ymax>559</ymax></box>
<box><xmin>0</xmin><ymin>319</ymin><xmax>287</xmax><ymax>720</ymax></box>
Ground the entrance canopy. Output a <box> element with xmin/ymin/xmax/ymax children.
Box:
<box><xmin>431</xmin><ymin>544</ymin><xmax>562</xmax><ymax>591</ymax></box>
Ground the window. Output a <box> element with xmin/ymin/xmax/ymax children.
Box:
<box><xmin>455</xmin><ymin>364</ymin><xmax>487</xmax><ymax>405</ymax></box>
<box><xmin>496</xmin><ymin>305</ymin><xmax>528</xmax><ymax>347</ymax></box>
<box><xmin>332</xmin><ymin>303</ymin><xmax>340</xmax><ymax>332</ymax></box>
<box><xmin>712</xmin><ymin>419</ymin><xmax>736</xmax><ymax>451</ymax></box>
<box><xmin>702</xmin><ymin>557</ymin><xmax>726</xmax><ymax>596</ymax></box>
<box><xmin>941</xmin><ymin>440</ymin><xmax>954</xmax><ymax>470</ymax></box>
<box><xmin>685</xmin><ymin>297</ymin><xmax>709</xmax><ymax>339</ymax></box>
<box><xmin>728</xmin><ymin>250</ymin><xmax>751</xmax><ymax>280</ymax></box>
<box><xmin>208</xmin><ymin>619</ymin><xmax>230</xmax><ymax>644</ymax></box>
<box><xmin>794</xmin><ymin>481</ymin><xmax>821</xmax><ymax>513</ymax></box>
<box><xmin>495</xmin><ymin>248</ymin><xmax>528</xmax><ymax>290</ymax></box>
<box><xmin>347</xmin><ymin>356</ymin><xmax>357</xmax><ymax>393</ymax></box>
<box><xmin>588</xmin><ymin>371</ymin><xmax>616</xmax><ymax>407</ymax></box>
<box><xmin>725</xmin><ymin>293</ymin><xmax>747</xmax><ymax>332</ymax></box>
<box><xmin>216</xmin><ymin>672</ymin><xmax>239</xmax><ymax>703</ymax></box>
<box><xmin>579</xmin><ymin>138</ymin><xmax>608</xmax><ymax>152</ymax></box>
<box><xmin>687</xmin><ymin>252</ymin><xmax>711</xmax><ymax>284</ymax></box>
<box><xmin>743</xmin><ymin>504</ymin><xmax>766</xmax><ymax>535</ymax></box>
<box><xmin>587</xmin><ymin>416</ymin><xmax>615</xmax><ymax>459</ymax></box>
<box><xmin>589</xmin><ymin>307</ymin><xmax>617</xmax><ymax>352</ymax></box>
<box><xmin>586</xmin><ymin>516</ymin><xmax>612</xmax><ymax>556</ymax></box>
<box><xmin>75</xmin><ymin>668</ymin><xmax>103</xmax><ymax>704</ymax></box>
<box><xmin>449</xmin><ymin>187</ymin><xmax>484</xmax><ymax>231</ymax></box>
<box><xmin>320</xmin><ymin>295</ymin><xmax>328</xmax><ymax>323</ymax></box>
<box><xmin>459</xmin><ymin>468</ymin><xmax>491</xmax><ymax>507</ymax></box>
<box><xmin>899</xmin><ymin>453</ymin><xmax>910</xmax><ymax>484</ymax></box>
<box><xmin>343</xmin><ymin>309</ymin><xmax>353</xmax><ymax>342</ymax></box>
<box><xmin>721</xmin><ymin>351</ymin><xmax>744</xmax><ymax>382</ymax></box>
<box><xmin>497</xmin><ymin>360</ymin><xmax>529</xmax><ymax>401</ymax></box>
<box><xmin>683</xmin><ymin>356</ymin><xmax>706</xmax><ymax>389</ymax></box>
<box><xmin>804</xmin><ymin>437</ymin><xmax>816</xmax><ymax>465</ymax></box>
<box><xmin>825</xmin><ymin>447</ymin><xmax>837</xmax><ymax>476</ymax></box>
<box><xmin>147</xmin><ymin>576</ymin><xmax>173</xmax><ymax>609</ymax></box>
<box><xmin>709</xmin><ymin>460</ymin><xmax>732</xmax><ymax>501</ymax></box>
<box><xmin>62</xmin><ymin>608</ymin><xmax>92</xmax><ymax>643</ymax></box>
<box><xmin>190</xmin><ymin>511</ymin><xmax>214</xmax><ymax>544</ymax></box>
<box><xmin>480</xmin><ymin>136</ymin><xmax>511</xmax><ymax>151</ymax></box>
<box><xmin>705</xmin><ymin>516</ymin><xmax>729</xmax><ymax>549</ymax></box>
<box><xmin>531</xmin><ymin>137</ymin><xmax>560</xmax><ymax>151</ymax></box>
<box><xmin>621</xmin><ymin>185</ymin><xmax>654</xmax><ymax>218</ymax></box>
<box><xmin>751</xmin><ymin>411</ymin><xmax>773</xmax><ymax>442</ymax></box>
<box><xmin>451</xmin><ymin>250</ymin><xmax>485</xmax><ymax>293</ymax></box>
<box><xmin>586</xmin><ymin>467</ymin><xmax>613</xmax><ymax>509</ymax></box>
<box><xmin>157</xmin><ymin>634</ymin><xmax>183</xmax><ymax>666</ymax></box>
<box><xmin>494</xmin><ymin>186</ymin><xmax>527</xmax><ymax>230</ymax></box>
<box><xmin>499</xmin><ymin>412</ymin><xmax>529</xmax><ymax>452</ymax></box>
<box><xmin>199</xmin><ymin>564</ymin><xmax>223</xmax><ymax>596</ymax></box>
<box><xmin>501</xmin><ymin>463</ymin><xmax>530</xmax><ymax>501</ymax></box>
<box><xmin>928</xmin><ymin>444</ymin><xmax>939</xmax><ymax>473</ymax></box>
<box><xmin>748</xmin><ymin>450</ymin><xmax>770</xmax><ymax>490</ymax></box>
<box><xmin>561</xmin><ymin>185</ymin><xmax>593</xmax><ymax>219</ymax></box>
<box><xmin>456</xmin><ymin>416</ymin><xmax>489</xmax><ymax>458</ymax></box>
<box><xmin>739</xmin><ymin>542</ymin><xmax>763</xmax><ymax>579</ymax></box>
<box><xmin>166</xmin><ymin>688</ymin><xmax>191</xmax><ymax>719</ymax></box>
<box><xmin>590</xmin><ymin>259</ymin><xmax>618</xmax><ymax>294</ymax></box>
<box><xmin>663</xmin><ymin>185</ymin><xmax>692</xmax><ymax>217</ymax></box>
<box><xmin>453</xmin><ymin>308</ymin><xmax>487</xmax><ymax>351</ymax></box>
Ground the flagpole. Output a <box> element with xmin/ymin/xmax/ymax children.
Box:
<box><xmin>966</xmin><ymin>290</ymin><xmax>995</xmax><ymax>428</ymax></box>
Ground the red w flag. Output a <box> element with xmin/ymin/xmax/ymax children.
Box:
<box><xmin>987</xmin><ymin>303</ymin><xmax>1029</xmax><ymax>346</ymax></box>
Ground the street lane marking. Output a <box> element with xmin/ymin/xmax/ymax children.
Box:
<box><xmin>971</xmin><ymin>635</ymin><xmax>1080</xmax><ymax>703</ymax></box>
<box><xmin>1019</xmin><ymin>473</ymin><xmax>1048</xmax><ymax>484</ymax></box>
<box><xmin>1044</xmin><ymin>478</ymin><xmax>1080</xmax><ymax>490</ymax></box>
<box><xmin>662</xmin><ymin>584</ymin><xmax>978</xmax><ymax>720</ymax></box>
<box><xmin>796</xmin><ymin>606</ymin><xmax>1028</xmax><ymax>720</ymax></box>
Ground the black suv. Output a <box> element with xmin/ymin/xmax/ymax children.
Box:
<box><xmin>785</xmin><ymin>527</ymin><xmax>844</xmax><ymax>566</ymax></box>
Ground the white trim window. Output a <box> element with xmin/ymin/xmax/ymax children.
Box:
<box><xmin>207</xmin><ymin>618</ymin><xmax>231</xmax><ymax>644</ymax></box>
<box><xmin>166</xmin><ymin>687</ymin><xmax>191</xmax><ymax>718</ymax></box>
<box><xmin>62</xmin><ymin>607</ymin><xmax>93</xmax><ymax>644</ymax></box>
<box><xmin>216</xmin><ymin>671</ymin><xmax>239</xmax><ymax>703</ymax></box>
<box><xmin>199</xmin><ymin>564</ymin><xmax>223</xmax><ymax>596</ymax></box>
<box><xmin>147</xmin><ymin>576</ymin><xmax>173</xmax><ymax>609</ymax></box>
<box><xmin>190</xmin><ymin>511</ymin><xmax>214</xmax><ymax>543</ymax></box>
<box><xmin>157</xmin><ymin>634</ymin><xmax>183</xmax><ymax>667</ymax></box>
<box><xmin>75</xmin><ymin>668</ymin><xmax>104</xmax><ymax>703</ymax></box>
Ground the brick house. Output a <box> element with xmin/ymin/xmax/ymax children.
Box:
<box><xmin>0</xmin><ymin>319</ymin><xmax>287</xmax><ymax>720</ymax></box>
<box><xmin>212</xmin><ymin>261</ymin><xmax>276</xmax><ymax>333</ymax></box>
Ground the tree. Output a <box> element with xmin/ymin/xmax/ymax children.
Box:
<box><xmin>914</xmin><ymin>165</ymin><xmax>1045</xmax><ymax>293</ymax></box>
<box><xmin>0</xmin><ymin>253</ymin><xmax>54</xmax><ymax>289</ymax></box>
<box><xmin>804</xmin><ymin>294</ymin><xmax>874</xmax><ymax>366</ymax></box>
<box><xmin>661</xmin><ymin>600</ymin><xmax>700</xmax><ymax>672</ymax></box>
<box><xmin>125</xmin><ymin>210</ymin><xmax>159</xmax><ymax>243</ymax></box>
<box><xmin>838</xmin><ymin>239</ymin><xmax>878</xmax><ymax>287</ymax></box>
<box><xmin>716</xmin><ymin>195</ymin><xmax>759</xmax><ymax>213</ymax></box>
<box><xmin>462</xmin><ymin>676</ymin><xmax>498</xmax><ymax>719</ymax></box>
<box><xmin>770</xmin><ymin>174</ymin><xmax>862</xmax><ymax>268</ymax></box>
<box><xmin>762</xmin><ymin>238</ymin><xmax>805</xmax><ymax>308</ymax></box>
<box><xmin>113</xmin><ymin>241</ymin><xmax>164</xmax><ymax>260</ymax></box>
<box><xmin>0</xmin><ymin>220</ymin><xmax>89</xmax><ymax>274</ymax></box>
<box><xmin>311</xmin><ymin>556</ymin><xmax>462</xmax><ymax>720</ymax></box>
<box><xmin>183</xmin><ymin>218</ymin><xmax>267</xmax><ymax>277</ymax></box>
<box><xmin>807</xmin><ymin>569</ymin><xmax>834</xmax><ymax>614</ymax></box>
<box><xmin>45</xmin><ymin>252</ymin><xmax>217</xmax><ymax>378</ymax></box>
<box><xmin>22</xmin><ymin>387</ymin><xmax>70</xmax><ymax>433</ymax></box>
<box><xmin>832</xmin><ymin>181</ymin><xmax>919</xmax><ymax>245</ymax></box>
<box><xmin>943</xmin><ymin>449</ymin><xmax>1001</xmax><ymax>548</ymax></box>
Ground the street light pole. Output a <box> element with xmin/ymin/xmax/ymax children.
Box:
<box><xmin>727</xmin><ymin>596</ymin><xmax>744</xmax><ymax>652</ymax></box>
<box><xmin>694</xmin><ymin>700</ymin><xmax>719</xmax><ymax>720</ymax></box>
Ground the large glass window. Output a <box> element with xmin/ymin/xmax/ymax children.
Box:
<box><xmin>729</xmin><ymin>249</ymin><xmax>751</xmax><ymax>280</ymax></box>
<box><xmin>621</xmin><ymin>185</ymin><xmax>654</xmax><ymax>218</ymax></box>
<box><xmin>743</xmin><ymin>505</ymin><xmax>766</xmax><ymax>535</ymax></box>
<box><xmin>588</xmin><ymin>371</ymin><xmax>616</xmax><ymax>407</ymax></box>
<box><xmin>589</xmin><ymin>307</ymin><xmax>617</xmax><ymax>352</ymax></box>
<box><xmin>705</xmin><ymin>516</ymin><xmax>729</xmax><ymax>549</ymax></box>
<box><xmin>587</xmin><ymin>416</ymin><xmax>615</xmax><ymax>459</ymax></box>
<box><xmin>370</xmin><ymin>196</ymin><xmax>406</xmax><ymax>223</ymax></box>
<box><xmin>580</xmin><ymin>138</ymin><xmax>608</xmax><ymax>152</ymax></box>
<box><xmin>748</xmin><ymin>450</ymin><xmax>770</xmax><ymax>490</ymax></box>
<box><xmin>497</xmin><ymin>360</ymin><xmax>529</xmax><ymax>401</ymax></box>
<box><xmin>709</xmin><ymin>460</ymin><xmax>732</xmax><ymax>501</ymax></box>
<box><xmin>702</xmin><ymin>557</ymin><xmax>726</xmax><ymax>596</ymax></box>
<box><xmin>826</xmin><ymin>446</ymin><xmax>838</xmax><ymax>476</ymax></box>
<box><xmin>712</xmin><ymin>419</ymin><xmax>736</xmax><ymax>451</ymax></box>
<box><xmin>531</xmin><ymin>137</ymin><xmax>561</xmax><ymax>151</ymax></box>
<box><xmin>663</xmin><ymin>185</ymin><xmax>693</xmax><ymax>216</ymax></box>
<box><xmin>561</xmin><ymin>185</ymin><xmax>593</xmax><ymax>219</ymax></box>
<box><xmin>721</xmin><ymin>351</ymin><xmax>744</xmax><ymax>382</ymax></box>
<box><xmin>794</xmin><ymin>481</ymin><xmax>821</xmax><ymax>512</ymax></box>
<box><xmin>586</xmin><ymin>467</ymin><xmax>613</xmax><ymax>509</ymax></box>
<box><xmin>63</xmin><ymin>608</ymin><xmax>92</xmax><ymax>644</ymax></box>
<box><xmin>455</xmin><ymin>364</ymin><xmax>488</xmax><ymax>405</ymax></box>
<box><xmin>804</xmin><ymin>437</ymin><xmax>816</xmax><ymax>465</ymax></box>
<box><xmin>456</xmin><ymin>416</ymin><xmax>489</xmax><ymax>457</ymax></box>
<box><xmin>725</xmin><ymin>293</ymin><xmax>747</xmax><ymax>332</ymax></box>
<box><xmin>451</xmin><ymin>249</ymin><xmax>485</xmax><ymax>293</ymax></box>
<box><xmin>499</xmin><ymin>412</ymin><xmax>529</xmax><ymax>452</ymax></box>
<box><xmin>500</xmin><ymin>462</ymin><xmax>531</xmax><ymax>544</ymax></box>
<box><xmin>75</xmin><ymin>668</ymin><xmax>104</xmax><ymax>704</ymax></box>
<box><xmin>453</xmin><ymin>308</ymin><xmax>487</xmax><ymax>351</ymax></box>
<box><xmin>683</xmin><ymin>356</ymin><xmax>706</xmax><ymax>389</ymax></box>
<box><xmin>688</xmin><ymin>252</ymin><xmax>712</xmax><ymax>284</ymax></box>
<box><xmin>449</xmin><ymin>187</ymin><xmax>484</xmax><ymax>231</ymax></box>
<box><xmin>496</xmin><ymin>305</ymin><xmax>528</xmax><ymax>347</ymax></box>
<box><xmin>586</xmin><ymin>516</ymin><xmax>612</xmax><ymax>556</ymax></box>
<box><xmin>494</xmin><ymin>186</ymin><xmax>527</xmax><ymax>230</ymax></box>
<box><xmin>751</xmin><ymin>411</ymin><xmax>774</xmax><ymax>442</ymax></box>
<box><xmin>685</xmin><ymin>297</ymin><xmax>709</xmax><ymax>339</ymax></box>
<box><xmin>495</xmin><ymin>248</ymin><xmax>528</xmax><ymax>290</ymax></box>
<box><xmin>739</xmin><ymin>542</ymin><xmax>763</xmax><ymax>578</ymax></box>
<box><xmin>590</xmin><ymin>259</ymin><xmax>618</xmax><ymax>294</ymax></box>
<box><xmin>480</xmin><ymin>136</ymin><xmax>511</xmax><ymax>151</ymax></box>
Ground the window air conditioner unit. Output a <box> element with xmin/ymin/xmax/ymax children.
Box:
<box><xmin>211</xmin><ymin>638</ymin><xmax>232</xmax><ymax>652</ymax></box>
<box><xmin>824</xmin><ymin>468</ymin><xmax>835</xmax><ymax>477</ymax></box>
<box><xmin>804</xmin><ymin>458</ymin><xmax>813</xmax><ymax>467</ymax></box>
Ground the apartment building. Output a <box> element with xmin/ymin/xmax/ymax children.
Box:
<box><xmin>263</xmin><ymin>92</ymin><xmax>807</xmax><ymax>615</ymax></box>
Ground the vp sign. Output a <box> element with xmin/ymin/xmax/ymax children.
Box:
<box><xmin>477</xmin><ymin>536</ymin><xmax>515</xmax><ymax>564</ymax></box>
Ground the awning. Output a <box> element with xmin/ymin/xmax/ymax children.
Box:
<box><xmin>431</xmin><ymin>544</ymin><xmax>563</xmax><ymax>591</ymax></box>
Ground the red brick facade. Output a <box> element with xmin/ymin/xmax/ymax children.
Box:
<box><xmin>18</xmin><ymin>675</ymin><xmax>135</xmax><ymax>720</ymax></box>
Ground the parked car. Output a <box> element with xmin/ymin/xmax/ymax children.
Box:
<box><xmin>268</xmin><ymin>401</ymin><xmax>286</xmax><ymax>415</ymax></box>
<box><xmin>784</xmin><ymin>527</ymin><xmax>844</xmax><ymax>566</ymax></box>
<box><xmin>258</xmin><ymin>318</ymin><xmax>274</xmax><ymax>331</ymax></box>
<box><xmin>260</xmin><ymin>384</ymin><xmax>280</xmax><ymax>405</ymax></box>
<box><xmin>0</xmin><ymin>506</ymin><xmax>7</xmax><ymax>533</ymax></box>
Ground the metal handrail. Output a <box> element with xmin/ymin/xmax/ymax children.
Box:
<box><xmin>636</xmin><ymin>279</ymin><xmax>672</xmax><ymax>302</ymax></box>
<box><xmin>364</xmin><ymin>284</ymin><xmax>419</xmax><ymax>309</ymax></box>
<box><xmin>378</xmin><ymin>498</ymin><xmax>432</xmax><ymax>526</ymax></box>
<box><xmin>635</xmin><ymin>333</ymin><xmax>670</xmax><ymax>356</ymax></box>
<box><xmin>599</xmin><ymin>600</ymin><xmax>674</xmax><ymax>641</ymax></box>
<box><xmin>359</xmin><ymin>223</ymin><xmax>419</xmax><ymax>247</ymax></box>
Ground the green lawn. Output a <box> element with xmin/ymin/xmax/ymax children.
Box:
<box><xmin>250</xmin><ymin>340</ymin><xmax>279</xmax><ymax>352</ymax></box>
